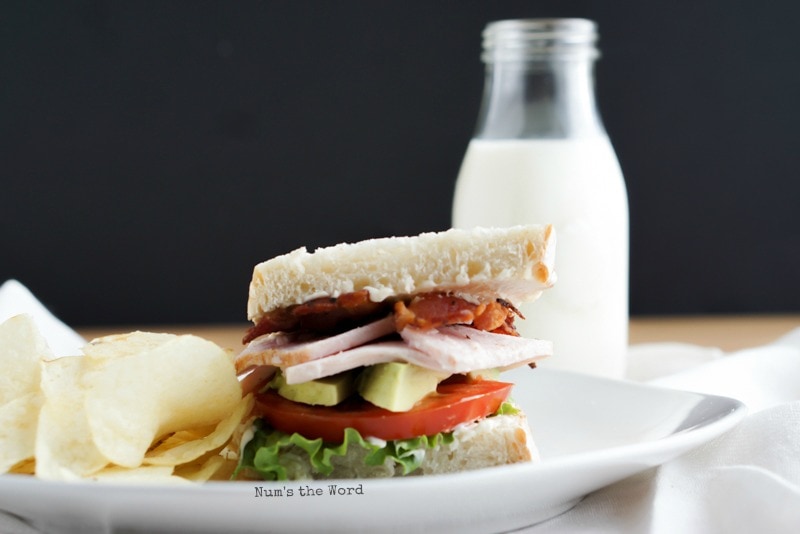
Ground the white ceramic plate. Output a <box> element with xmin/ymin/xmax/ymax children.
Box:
<box><xmin>0</xmin><ymin>368</ymin><xmax>745</xmax><ymax>534</ymax></box>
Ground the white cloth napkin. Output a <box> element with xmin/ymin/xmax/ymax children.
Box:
<box><xmin>1</xmin><ymin>280</ymin><xmax>798</xmax><ymax>533</ymax></box>
<box><xmin>526</xmin><ymin>327</ymin><xmax>800</xmax><ymax>534</ymax></box>
<box><xmin>0</xmin><ymin>280</ymin><xmax>86</xmax><ymax>357</ymax></box>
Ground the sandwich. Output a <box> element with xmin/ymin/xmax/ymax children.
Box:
<box><xmin>232</xmin><ymin>224</ymin><xmax>556</xmax><ymax>480</ymax></box>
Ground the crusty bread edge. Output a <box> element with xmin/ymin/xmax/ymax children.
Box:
<box><xmin>416</xmin><ymin>408</ymin><xmax>538</xmax><ymax>476</ymax></box>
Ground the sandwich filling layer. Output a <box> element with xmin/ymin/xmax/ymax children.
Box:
<box><xmin>236</xmin><ymin>290</ymin><xmax>552</xmax><ymax>388</ymax></box>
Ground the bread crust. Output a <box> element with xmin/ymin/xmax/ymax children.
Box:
<box><xmin>416</xmin><ymin>409</ymin><xmax>537</xmax><ymax>476</ymax></box>
<box><xmin>247</xmin><ymin>225</ymin><xmax>556</xmax><ymax>323</ymax></box>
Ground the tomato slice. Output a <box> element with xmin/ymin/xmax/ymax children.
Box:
<box><xmin>252</xmin><ymin>378</ymin><xmax>513</xmax><ymax>442</ymax></box>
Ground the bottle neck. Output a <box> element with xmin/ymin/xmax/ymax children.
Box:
<box><xmin>474</xmin><ymin>58</ymin><xmax>606</xmax><ymax>140</ymax></box>
<box><xmin>474</xmin><ymin>18</ymin><xmax>607</xmax><ymax>140</ymax></box>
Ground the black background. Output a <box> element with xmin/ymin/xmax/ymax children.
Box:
<box><xmin>2</xmin><ymin>1</ymin><xmax>798</xmax><ymax>327</ymax></box>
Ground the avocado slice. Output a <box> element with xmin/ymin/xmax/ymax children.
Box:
<box><xmin>357</xmin><ymin>362</ymin><xmax>449</xmax><ymax>412</ymax></box>
<box><xmin>276</xmin><ymin>371</ymin><xmax>356</xmax><ymax>406</ymax></box>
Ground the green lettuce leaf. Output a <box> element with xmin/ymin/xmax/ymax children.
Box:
<box><xmin>233</xmin><ymin>421</ymin><xmax>454</xmax><ymax>481</ymax></box>
<box><xmin>234</xmin><ymin>401</ymin><xmax>517</xmax><ymax>481</ymax></box>
<box><xmin>495</xmin><ymin>400</ymin><xmax>521</xmax><ymax>416</ymax></box>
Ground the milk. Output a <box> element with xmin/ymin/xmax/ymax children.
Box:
<box><xmin>453</xmin><ymin>137</ymin><xmax>629</xmax><ymax>378</ymax></box>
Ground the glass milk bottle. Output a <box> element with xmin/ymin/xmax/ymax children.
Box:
<box><xmin>452</xmin><ymin>19</ymin><xmax>629</xmax><ymax>378</ymax></box>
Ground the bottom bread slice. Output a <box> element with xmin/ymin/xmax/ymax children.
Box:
<box><xmin>317</xmin><ymin>409</ymin><xmax>538</xmax><ymax>480</ymax></box>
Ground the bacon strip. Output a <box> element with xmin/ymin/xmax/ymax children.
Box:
<box><xmin>244</xmin><ymin>291</ymin><xmax>521</xmax><ymax>344</ymax></box>
<box><xmin>243</xmin><ymin>289</ymin><xmax>386</xmax><ymax>343</ymax></box>
<box><xmin>394</xmin><ymin>293</ymin><xmax>518</xmax><ymax>334</ymax></box>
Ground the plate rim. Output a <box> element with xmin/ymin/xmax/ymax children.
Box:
<box><xmin>0</xmin><ymin>370</ymin><xmax>748</xmax><ymax>532</ymax></box>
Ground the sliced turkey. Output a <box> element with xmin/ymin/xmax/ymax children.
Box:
<box><xmin>283</xmin><ymin>341</ymin><xmax>436</xmax><ymax>384</ymax></box>
<box><xmin>235</xmin><ymin>315</ymin><xmax>396</xmax><ymax>372</ymax></box>
<box><xmin>400</xmin><ymin>325</ymin><xmax>552</xmax><ymax>371</ymax></box>
<box><xmin>282</xmin><ymin>325</ymin><xmax>552</xmax><ymax>384</ymax></box>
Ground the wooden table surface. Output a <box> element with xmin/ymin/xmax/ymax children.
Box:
<box><xmin>77</xmin><ymin>314</ymin><xmax>800</xmax><ymax>354</ymax></box>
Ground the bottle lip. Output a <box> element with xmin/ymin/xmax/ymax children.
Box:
<box><xmin>482</xmin><ymin>18</ymin><xmax>599</xmax><ymax>63</ymax></box>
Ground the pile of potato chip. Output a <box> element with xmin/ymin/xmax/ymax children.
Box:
<box><xmin>0</xmin><ymin>314</ymin><xmax>251</xmax><ymax>483</ymax></box>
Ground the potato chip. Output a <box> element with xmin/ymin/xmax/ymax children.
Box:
<box><xmin>81</xmin><ymin>332</ymin><xmax>242</xmax><ymax>468</ymax></box>
<box><xmin>2</xmin><ymin>323</ymin><xmax>247</xmax><ymax>484</ymax></box>
<box><xmin>174</xmin><ymin>454</ymin><xmax>230</xmax><ymax>482</ymax></box>
<box><xmin>35</xmin><ymin>356</ymin><xmax>109</xmax><ymax>480</ymax></box>
<box><xmin>147</xmin><ymin>426</ymin><xmax>217</xmax><ymax>455</ymax></box>
<box><xmin>144</xmin><ymin>394</ymin><xmax>253</xmax><ymax>466</ymax></box>
<box><xmin>0</xmin><ymin>314</ymin><xmax>50</xmax><ymax>401</ymax></box>
<box><xmin>0</xmin><ymin>393</ymin><xmax>42</xmax><ymax>473</ymax></box>
<box><xmin>0</xmin><ymin>314</ymin><xmax>51</xmax><ymax>473</ymax></box>
<box><xmin>9</xmin><ymin>458</ymin><xmax>36</xmax><ymax>475</ymax></box>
